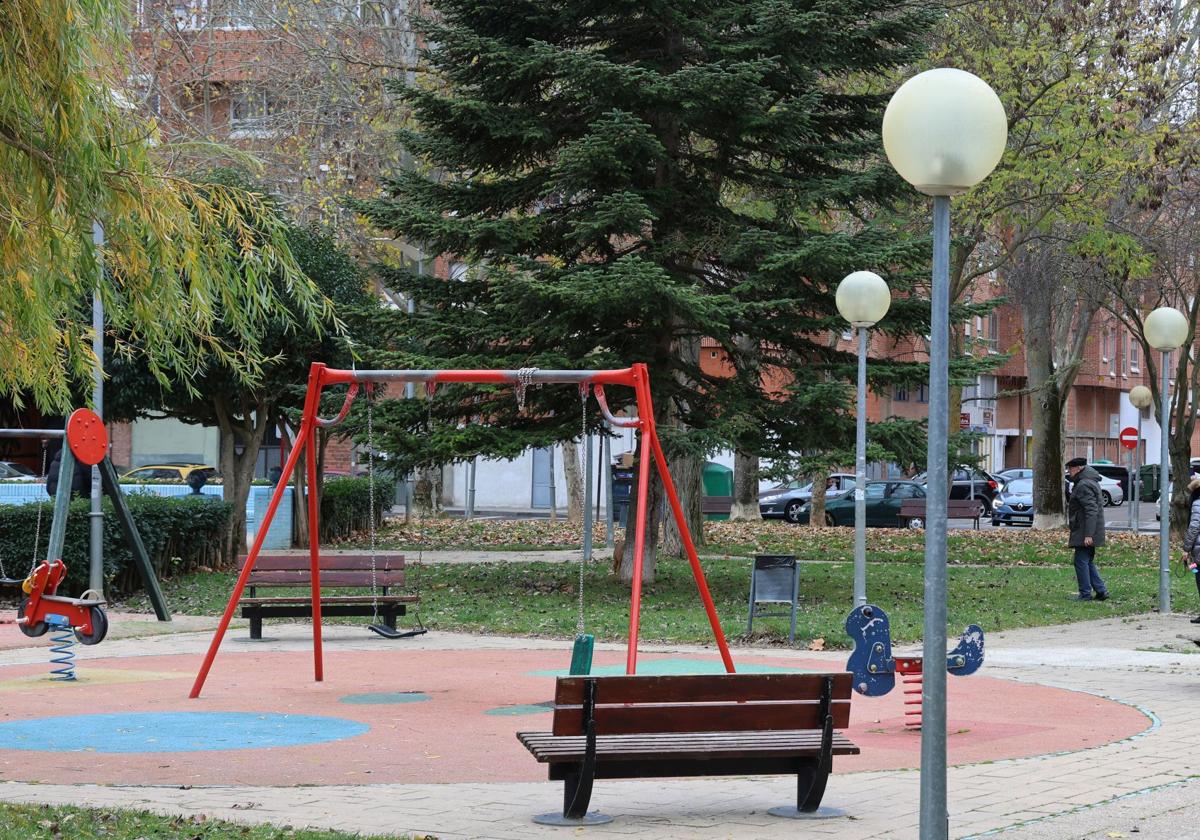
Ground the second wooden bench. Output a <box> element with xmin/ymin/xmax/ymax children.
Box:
<box><xmin>239</xmin><ymin>553</ymin><xmax>418</xmax><ymax>639</ymax></box>
<box><xmin>898</xmin><ymin>498</ymin><xmax>984</xmax><ymax>530</ymax></box>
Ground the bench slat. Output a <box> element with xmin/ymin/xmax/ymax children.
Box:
<box><xmin>246</xmin><ymin>571</ymin><xmax>406</xmax><ymax>588</ymax></box>
<box><xmin>245</xmin><ymin>554</ymin><xmax>406</xmax><ymax>572</ymax></box>
<box><xmin>518</xmin><ymin>731</ymin><xmax>860</xmax><ymax>763</ymax></box>
<box><xmin>240</xmin><ymin>595</ymin><xmax>419</xmax><ymax>606</ymax></box>
<box><xmin>555</xmin><ymin>672</ymin><xmax>852</xmax><ymax>705</ymax></box>
<box><xmin>552</xmin><ymin>700</ymin><xmax>849</xmax><ymax>736</ymax></box>
<box><xmin>898</xmin><ymin>500</ymin><xmax>981</xmax><ymax>515</ymax></box>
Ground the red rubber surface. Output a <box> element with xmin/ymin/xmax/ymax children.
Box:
<box><xmin>0</xmin><ymin>647</ymin><xmax>1149</xmax><ymax>787</ymax></box>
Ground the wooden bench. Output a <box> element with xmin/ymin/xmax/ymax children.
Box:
<box><xmin>239</xmin><ymin>553</ymin><xmax>418</xmax><ymax>639</ymax></box>
<box><xmin>898</xmin><ymin>499</ymin><xmax>984</xmax><ymax>530</ymax></box>
<box><xmin>700</xmin><ymin>494</ymin><xmax>732</xmax><ymax>516</ymax></box>
<box><xmin>517</xmin><ymin>672</ymin><xmax>858</xmax><ymax>824</ymax></box>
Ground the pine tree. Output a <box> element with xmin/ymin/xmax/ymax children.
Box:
<box><xmin>356</xmin><ymin>0</ymin><xmax>946</xmax><ymax>577</ymax></box>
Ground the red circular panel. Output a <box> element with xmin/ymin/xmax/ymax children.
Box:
<box><xmin>67</xmin><ymin>408</ymin><xmax>108</xmax><ymax>466</ymax></box>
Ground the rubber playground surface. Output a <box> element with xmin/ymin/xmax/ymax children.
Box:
<box><xmin>0</xmin><ymin>631</ymin><xmax>1150</xmax><ymax>788</ymax></box>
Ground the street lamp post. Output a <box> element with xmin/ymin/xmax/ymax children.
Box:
<box><xmin>1144</xmin><ymin>307</ymin><xmax>1188</xmax><ymax>614</ymax></box>
<box><xmin>883</xmin><ymin>68</ymin><xmax>1007</xmax><ymax>840</ymax></box>
<box><xmin>1129</xmin><ymin>385</ymin><xmax>1153</xmax><ymax>535</ymax></box>
<box><xmin>836</xmin><ymin>271</ymin><xmax>892</xmax><ymax>608</ymax></box>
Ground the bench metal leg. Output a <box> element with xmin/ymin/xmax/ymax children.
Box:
<box><xmin>530</xmin><ymin>766</ymin><xmax>611</xmax><ymax>826</ymax></box>
<box><xmin>767</xmin><ymin>760</ymin><xmax>845</xmax><ymax>820</ymax></box>
<box><xmin>249</xmin><ymin>616</ymin><xmax>263</xmax><ymax>640</ymax></box>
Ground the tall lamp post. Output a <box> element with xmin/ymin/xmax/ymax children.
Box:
<box><xmin>882</xmin><ymin>68</ymin><xmax>1006</xmax><ymax>840</ymax></box>
<box><xmin>836</xmin><ymin>271</ymin><xmax>892</xmax><ymax>608</ymax></box>
<box><xmin>1129</xmin><ymin>385</ymin><xmax>1153</xmax><ymax>535</ymax></box>
<box><xmin>1144</xmin><ymin>306</ymin><xmax>1188</xmax><ymax>614</ymax></box>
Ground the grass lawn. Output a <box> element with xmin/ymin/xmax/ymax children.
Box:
<box><xmin>119</xmin><ymin>525</ymin><xmax>1196</xmax><ymax>648</ymax></box>
<box><xmin>0</xmin><ymin>803</ymin><xmax>398</xmax><ymax>840</ymax></box>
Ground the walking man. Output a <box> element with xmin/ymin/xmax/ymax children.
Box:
<box><xmin>1066</xmin><ymin>457</ymin><xmax>1109</xmax><ymax>601</ymax></box>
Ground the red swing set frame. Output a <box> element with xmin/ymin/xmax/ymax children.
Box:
<box><xmin>189</xmin><ymin>361</ymin><xmax>735</xmax><ymax>698</ymax></box>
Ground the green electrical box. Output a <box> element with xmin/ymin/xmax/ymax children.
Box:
<box><xmin>702</xmin><ymin>461</ymin><xmax>733</xmax><ymax>520</ymax></box>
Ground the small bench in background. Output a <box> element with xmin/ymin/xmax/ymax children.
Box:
<box><xmin>239</xmin><ymin>553</ymin><xmax>418</xmax><ymax>639</ymax></box>
<box><xmin>898</xmin><ymin>499</ymin><xmax>983</xmax><ymax>530</ymax></box>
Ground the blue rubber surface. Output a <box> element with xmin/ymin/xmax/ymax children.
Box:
<box><xmin>0</xmin><ymin>712</ymin><xmax>369</xmax><ymax>753</ymax></box>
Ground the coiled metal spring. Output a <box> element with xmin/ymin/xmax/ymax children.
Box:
<box><xmin>47</xmin><ymin>615</ymin><xmax>76</xmax><ymax>682</ymax></box>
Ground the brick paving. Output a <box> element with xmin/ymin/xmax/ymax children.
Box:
<box><xmin>0</xmin><ymin>611</ymin><xmax>1198</xmax><ymax>838</ymax></box>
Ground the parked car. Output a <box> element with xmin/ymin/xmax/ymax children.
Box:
<box><xmin>995</xmin><ymin>468</ymin><xmax>1031</xmax><ymax>490</ymax></box>
<box><xmin>758</xmin><ymin>473</ymin><xmax>856</xmax><ymax>523</ymax></box>
<box><xmin>1064</xmin><ymin>472</ymin><xmax>1125</xmax><ymax>506</ymax></box>
<box><xmin>991</xmin><ymin>477</ymin><xmax>1034</xmax><ymax>526</ymax></box>
<box><xmin>0</xmin><ymin>461</ymin><xmax>40</xmax><ymax>481</ymax></box>
<box><xmin>782</xmin><ymin>480</ymin><xmax>927</xmax><ymax>528</ymax></box>
<box><xmin>911</xmin><ymin>467</ymin><xmax>1001</xmax><ymax>505</ymax></box>
<box><xmin>120</xmin><ymin>463</ymin><xmax>219</xmax><ymax>483</ymax></box>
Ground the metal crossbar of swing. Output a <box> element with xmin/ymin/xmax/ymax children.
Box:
<box><xmin>189</xmin><ymin>362</ymin><xmax>735</xmax><ymax>698</ymax></box>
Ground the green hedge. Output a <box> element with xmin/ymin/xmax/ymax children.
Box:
<box><xmin>319</xmin><ymin>477</ymin><xmax>391</xmax><ymax>543</ymax></box>
<box><xmin>0</xmin><ymin>495</ymin><xmax>232</xmax><ymax>596</ymax></box>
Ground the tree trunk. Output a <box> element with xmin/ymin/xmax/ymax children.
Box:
<box><xmin>1024</xmin><ymin>300</ymin><xmax>1066</xmax><ymax>529</ymax></box>
<box><xmin>661</xmin><ymin>453</ymin><xmax>702</xmax><ymax>557</ymax></box>
<box><xmin>215</xmin><ymin>404</ymin><xmax>271</xmax><ymax>562</ymax></box>
<box><xmin>411</xmin><ymin>465</ymin><xmax>442</xmax><ymax>518</ymax></box>
<box><xmin>729</xmin><ymin>450</ymin><xmax>760</xmax><ymax>520</ymax></box>
<box><xmin>562</xmin><ymin>440</ymin><xmax>585</xmax><ymax>526</ymax></box>
<box><xmin>808</xmin><ymin>466</ymin><xmax>829</xmax><ymax>527</ymax></box>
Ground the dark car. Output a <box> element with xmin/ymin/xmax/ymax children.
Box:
<box><xmin>758</xmin><ymin>473</ymin><xmax>856</xmax><ymax>523</ymax></box>
<box><xmin>786</xmin><ymin>480</ymin><xmax>927</xmax><ymax>528</ymax></box>
<box><xmin>912</xmin><ymin>466</ymin><xmax>1001</xmax><ymax>505</ymax></box>
<box><xmin>991</xmin><ymin>477</ymin><xmax>1034</xmax><ymax>526</ymax></box>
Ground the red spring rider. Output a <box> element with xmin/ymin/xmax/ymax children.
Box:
<box><xmin>17</xmin><ymin>560</ymin><xmax>108</xmax><ymax>644</ymax></box>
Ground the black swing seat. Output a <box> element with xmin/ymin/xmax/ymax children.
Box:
<box><xmin>238</xmin><ymin>553</ymin><xmax>420</xmax><ymax>639</ymax></box>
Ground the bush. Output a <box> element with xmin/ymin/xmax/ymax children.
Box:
<box><xmin>319</xmin><ymin>477</ymin><xmax>391</xmax><ymax>543</ymax></box>
<box><xmin>0</xmin><ymin>494</ymin><xmax>232</xmax><ymax>596</ymax></box>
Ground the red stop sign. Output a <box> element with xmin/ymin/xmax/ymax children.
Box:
<box><xmin>1119</xmin><ymin>426</ymin><xmax>1138</xmax><ymax>450</ymax></box>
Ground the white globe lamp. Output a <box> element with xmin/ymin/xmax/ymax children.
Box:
<box><xmin>836</xmin><ymin>271</ymin><xmax>891</xmax><ymax>328</ymax></box>
<box><xmin>882</xmin><ymin>68</ymin><xmax>1008</xmax><ymax>196</ymax></box>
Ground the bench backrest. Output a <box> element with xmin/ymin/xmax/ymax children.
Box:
<box><xmin>245</xmin><ymin>553</ymin><xmax>406</xmax><ymax>588</ymax></box>
<box><xmin>899</xmin><ymin>499</ymin><xmax>981</xmax><ymax>516</ymax></box>
<box><xmin>551</xmin><ymin>672</ymin><xmax>852</xmax><ymax>736</ymax></box>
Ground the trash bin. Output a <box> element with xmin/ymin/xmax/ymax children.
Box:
<box><xmin>1139</xmin><ymin>464</ymin><xmax>1161</xmax><ymax>502</ymax></box>
<box><xmin>611</xmin><ymin>464</ymin><xmax>635</xmax><ymax>527</ymax></box>
<box><xmin>702</xmin><ymin>461</ymin><xmax>733</xmax><ymax>521</ymax></box>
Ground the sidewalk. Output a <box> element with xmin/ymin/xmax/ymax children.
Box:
<box><xmin>0</xmin><ymin>614</ymin><xmax>1199</xmax><ymax>838</ymax></box>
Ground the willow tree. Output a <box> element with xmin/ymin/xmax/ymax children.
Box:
<box><xmin>1</xmin><ymin>0</ymin><xmax>329</xmax><ymax>410</ymax></box>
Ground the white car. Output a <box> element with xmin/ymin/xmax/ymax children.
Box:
<box><xmin>1066</xmin><ymin>473</ymin><xmax>1124</xmax><ymax>506</ymax></box>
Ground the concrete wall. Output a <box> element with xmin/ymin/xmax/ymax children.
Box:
<box><xmin>129</xmin><ymin>416</ymin><xmax>219</xmax><ymax>468</ymax></box>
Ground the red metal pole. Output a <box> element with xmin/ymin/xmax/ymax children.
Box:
<box><xmin>625</xmin><ymin>367</ymin><xmax>653</xmax><ymax>674</ymax></box>
<box><xmin>646</xmin><ymin>422</ymin><xmax>736</xmax><ymax>673</ymax></box>
<box><xmin>306</xmin><ymin>397</ymin><xmax>324</xmax><ymax>682</ymax></box>
<box><xmin>189</xmin><ymin>363</ymin><xmax>325</xmax><ymax>698</ymax></box>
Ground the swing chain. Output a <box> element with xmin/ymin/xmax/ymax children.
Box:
<box><xmin>0</xmin><ymin>443</ymin><xmax>47</xmax><ymax>584</ymax></box>
<box><xmin>366</xmin><ymin>384</ymin><xmax>379</xmax><ymax>623</ymax></box>
<box><xmin>576</xmin><ymin>384</ymin><xmax>589</xmax><ymax>635</ymax></box>
<box><xmin>515</xmin><ymin>367</ymin><xmax>539</xmax><ymax>412</ymax></box>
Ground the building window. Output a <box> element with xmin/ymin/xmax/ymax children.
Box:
<box><xmin>894</xmin><ymin>385</ymin><xmax>909</xmax><ymax>402</ymax></box>
<box><xmin>841</xmin><ymin>327</ymin><xmax>854</xmax><ymax>342</ymax></box>
<box><xmin>1108</xmin><ymin>328</ymin><xmax>1117</xmax><ymax>375</ymax></box>
<box><xmin>986</xmin><ymin>311</ymin><xmax>999</xmax><ymax>352</ymax></box>
<box><xmin>917</xmin><ymin>383</ymin><xmax>928</xmax><ymax>403</ymax></box>
<box><xmin>1101</xmin><ymin>329</ymin><xmax>1110</xmax><ymax>362</ymax></box>
<box><xmin>230</xmin><ymin>86</ymin><xmax>277</xmax><ymax>136</ymax></box>
<box><xmin>1129</xmin><ymin>334</ymin><xmax>1140</xmax><ymax>373</ymax></box>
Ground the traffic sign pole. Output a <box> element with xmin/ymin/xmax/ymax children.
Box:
<box><xmin>1119</xmin><ymin>426</ymin><xmax>1138</xmax><ymax>534</ymax></box>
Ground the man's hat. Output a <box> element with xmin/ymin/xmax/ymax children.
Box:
<box><xmin>1065</xmin><ymin>457</ymin><xmax>1088</xmax><ymax>468</ymax></box>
